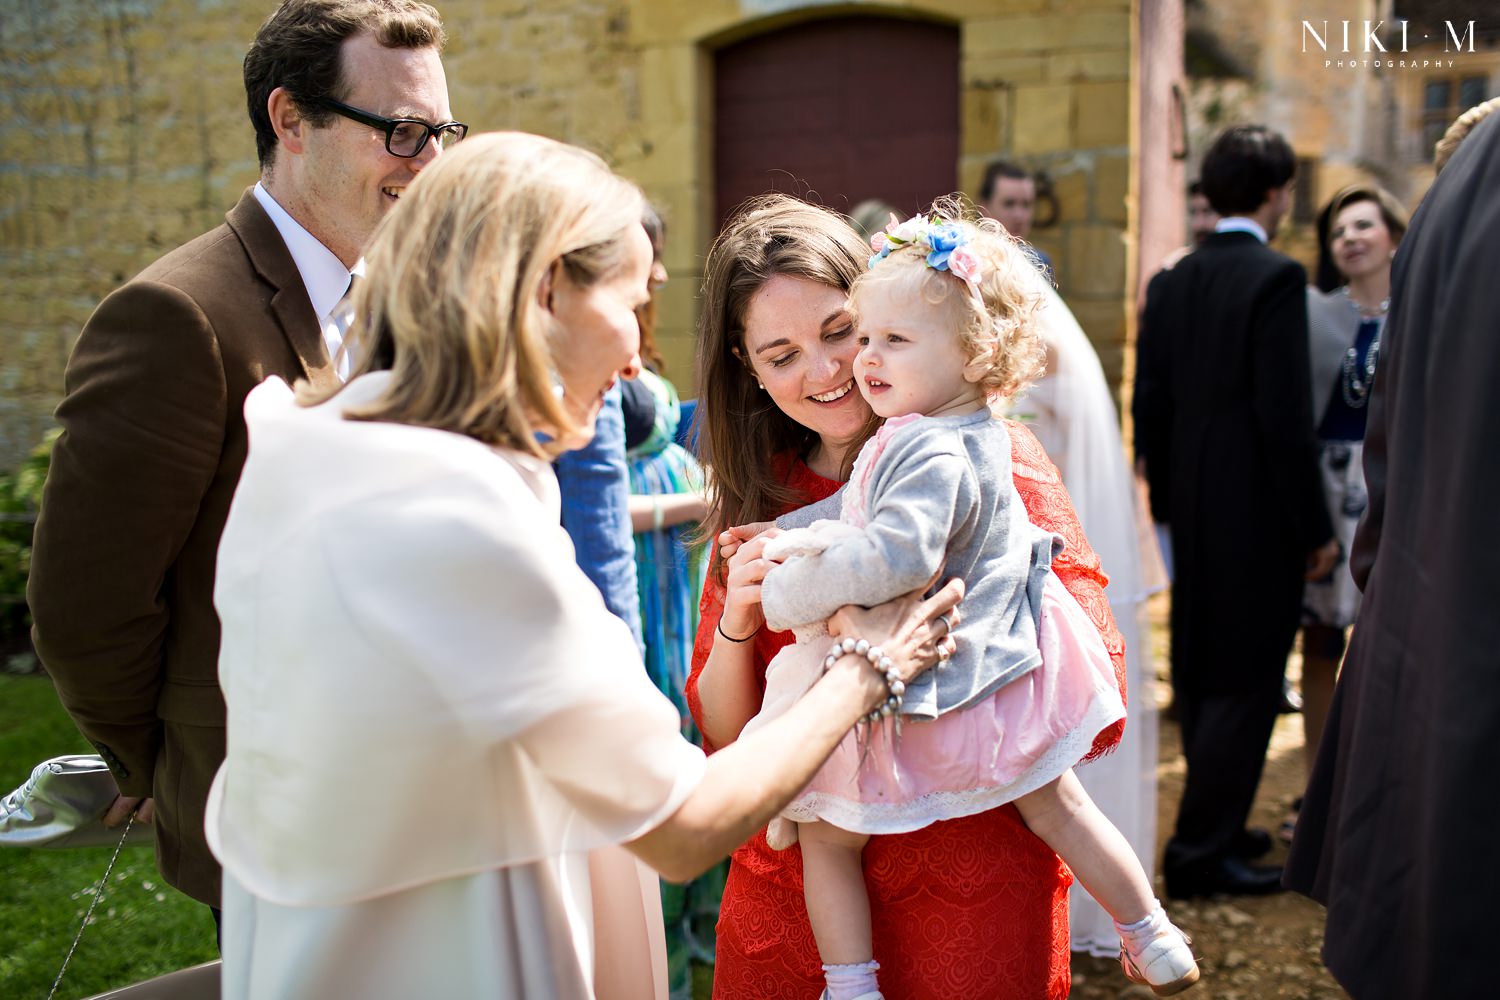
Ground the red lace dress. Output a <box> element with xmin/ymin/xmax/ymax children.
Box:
<box><xmin>685</xmin><ymin>421</ymin><xmax>1125</xmax><ymax>1000</ymax></box>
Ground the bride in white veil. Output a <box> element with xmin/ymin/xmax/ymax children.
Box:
<box><xmin>1008</xmin><ymin>277</ymin><xmax>1167</xmax><ymax>957</ymax></box>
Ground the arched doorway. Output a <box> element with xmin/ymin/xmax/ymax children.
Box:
<box><xmin>713</xmin><ymin>16</ymin><xmax>960</xmax><ymax>229</ymax></box>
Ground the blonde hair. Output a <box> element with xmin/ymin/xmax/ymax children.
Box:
<box><xmin>306</xmin><ymin>132</ymin><xmax>644</xmax><ymax>457</ymax></box>
<box><xmin>1434</xmin><ymin>97</ymin><xmax>1500</xmax><ymax>175</ymax></box>
<box><xmin>850</xmin><ymin>197</ymin><xmax>1045</xmax><ymax>399</ymax></box>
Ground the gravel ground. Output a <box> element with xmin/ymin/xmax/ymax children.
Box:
<box><xmin>1068</xmin><ymin>597</ymin><xmax>1351</xmax><ymax>1000</ymax></box>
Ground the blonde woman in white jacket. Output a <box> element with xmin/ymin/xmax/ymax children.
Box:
<box><xmin>206</xmin><ymin>132</ymin><xmax>960</xmax><ymax>1000</ymax></box>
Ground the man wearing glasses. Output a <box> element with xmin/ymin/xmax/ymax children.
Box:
<box><xmin>28</xmin><ymin>0</ymin><xmax>462</xmax><ymax>932</ymax></box>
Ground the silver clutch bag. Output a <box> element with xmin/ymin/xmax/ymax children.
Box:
<box><xmin>0</xmin><ymin>754</ymin><xmax>154</xmax><ymax>849</ymax></box>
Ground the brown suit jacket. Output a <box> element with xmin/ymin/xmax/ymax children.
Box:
<box><xmin>28</xmin><ymin>189</ymin><xmax>342</xmax><ymax>905</ymax></box>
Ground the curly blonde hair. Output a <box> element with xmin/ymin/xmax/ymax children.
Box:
<box><xmin>850</xmin><ymin>198</ymin><xmax>1046</xmax><ymax>400</ymax></box>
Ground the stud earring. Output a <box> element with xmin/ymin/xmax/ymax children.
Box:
<box><xmin>757</xmin><ymin>381</ymin><xmax>765</xmax><ymax>390</ymax></box>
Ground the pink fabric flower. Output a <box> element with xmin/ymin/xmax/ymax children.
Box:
<box><xmin>870</xmin><ymin>231</ymin><xmax>887</xmax><ymax>253</ymax></box>
<box><xmin>947</xmin><ymin>246</ymin><xmax>983</xmax><ymax>286</ymax></box>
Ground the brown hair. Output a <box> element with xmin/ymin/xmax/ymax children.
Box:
<box><xmin>693</xmin><ymin>195</ymin><xmax>878</xmax><ymax>553</ymax></box>
<box><xmin>852</xmin><ymin>198</ymin><xmax>1045</xmax><ymax>399</ymax></box>
<box><xmin>302</xmin><ymin>132</ymin><xmax>644</xmax><ymax>458</ymax></box>
<box><xmin>244</xmin><ymin>0</ymin><xmax>446</xmax><ymax>171</ymax></box>
<box><xmin>1325</xmin><ymin>183</ymin><xmax>1410</xmax><ymax>253</ymax></box>
<box><xmin>636</xmin><ymin>202</ymin><xmax>666</xmax><ymax>373</ymax></box>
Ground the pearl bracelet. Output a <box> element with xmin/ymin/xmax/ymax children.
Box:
<box><xmin>822</xmin><ymin>635</ymin><xmax>905</xmax><ymax>723</ymax></box>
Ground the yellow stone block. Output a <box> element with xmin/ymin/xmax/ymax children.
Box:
<box><xmin>1073</xmin><ymin>79</ymin><xmax>1129</xmax><ymax>147</ymax></box>
<box><xmin>1012</xmin><ymin>84</ymin><xmax>1074</xmax><ymax>155</ymax></box>
<box><xmin>966</xmin><ymin>12</ymin><xmax>1130</xmax><ymax>56</ymax></box>
<box><xmin>1050</xmin><ymin>168</ymin><xmax>1089</xmax><ymax>224</ymax></box>
<box><xmin>630</xmin><ymin>0</ymin><xmax>740</xmax><ymax>46</ymax></box>
<box><xmin>1046</xmin><ymin>48</ymin><xmax>1130</xmax><ymax>82</ymax></box>
<box><xmin>957</xmin><ymin>157</ymin><xmax>989</xmax><ymax>202</ymax></box>
<box><xmin>1065</xmin><ymin>225</ymin><xmax>1129</xmax><ymax>297</ymax></box>
<box><xmin>933</xmin><ymin>0</ymin><xmax>1048</xmax><ymax>17</ymax></box>
<box><xmin>639</xmin><ymin>45</ymin><xmax>699</xmax><ymax>129</ymax></box>
<box><xmin>1094</xmin><ymin>154</ymin><xmax>1130</xmax><ymax>225</ymax></box>
<box><xmin>966</xmin><ymin>54</ymin><xmax>1048</xmax><ymax>85</ymax></box>
<box><xmin>961</xmin><ymin>88</ymin><xmax>1005</xmax><ymax>158</ymax></box>
<box><xmin>1062</xmin><ymin>295</ymin><xmax>1129</xmax><ymax>386</ymax></box>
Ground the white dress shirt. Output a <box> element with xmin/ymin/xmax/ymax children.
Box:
<box><xmin>252</xmin><ymin>182</ymin><xmax>363</xmax><ymax>380</ymax></box>
<box><xmin>1215</xmin><ymin>216</ymin><xmax>1269</xmax><ymax>244</ymax></box>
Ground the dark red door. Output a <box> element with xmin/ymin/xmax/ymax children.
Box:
<box><xmin>714</xmin><ymin>16</ymin><xmax>960</xmax><ymax>228</ymax></box>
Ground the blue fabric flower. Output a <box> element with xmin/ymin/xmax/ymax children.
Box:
<box><xmin>922</xmin><ymin>223</ymin><xmax>967</xmax><ymax>270</ymax></box>
<box><xmin>927</xmin><ymin>224</ymin><xmax>965</xmax><ymax>252</ymax></box>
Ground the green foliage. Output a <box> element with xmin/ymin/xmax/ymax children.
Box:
<box><xmin>0</xmin><ymin>675</ymin><xmax>219</xmax><ymax>997</ymax></box>
<box><xmin>0</xmin><ymin>430</ymin><xmax>58</xmax><ymax>644</ymax></box>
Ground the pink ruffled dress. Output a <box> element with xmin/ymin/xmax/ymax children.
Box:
<box><xmin>742</xmin><ymin>415</ymin><xmax>1125</xmax><ymax>844</ymax></box>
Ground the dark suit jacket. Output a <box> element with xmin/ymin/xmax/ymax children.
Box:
<box><xmin>1286</xmin><ymin>113</ymin><xmax>1500</xmax><ymax>998</ymax></box>
<box><xmin>28</xmin><ymin>190</ymin><xmax>341</xmax><ymax>905</ymax></box>
<box><xmin>1133</xmin><ymin>231</ymin><xmax>1331</xmax><ymax>693</ymax></box>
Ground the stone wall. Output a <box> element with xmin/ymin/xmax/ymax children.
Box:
<box><xmin>0</xmin><ymin>0</ymin><xmax>1140</xmax><ymax>468</ymax></box>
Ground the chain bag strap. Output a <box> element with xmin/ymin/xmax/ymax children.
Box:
<box><xmin>46</xmin><ymin>814</ymin><xmax>136</xmax><ymax>1000</ymax></box>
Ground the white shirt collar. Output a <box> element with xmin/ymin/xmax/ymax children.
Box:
<box><xmin>253</xmin><ymin>182</ymin><xmax>354</xmax><ymax>323</ymax></box>
<box><xmin>1215</xmin><ymin>217</ymin><xmax>1268</xmax><ymax>244</ymax></box>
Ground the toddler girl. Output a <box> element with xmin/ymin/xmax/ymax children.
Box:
<box><xmin>737</xmin><ymin>208</ymin><xmax>1199</xmax><ymax>999</ymax></box>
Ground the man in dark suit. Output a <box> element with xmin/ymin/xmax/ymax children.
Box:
<box><xmin>1286</xmin><ymin>112</ymin><xmax>1500</xmax><ymax>999</ymax></box>
<box><xmin>27</xmin><ymin>0</ymin><xmax>458</xmax><ymax>917</ymax></box>
<box><xmin>1134</xmin><ymin>124</ymin><xmax>1337</xmax><ymax>898</ymax></box>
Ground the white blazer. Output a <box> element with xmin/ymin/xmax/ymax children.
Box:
<box><xmin>207</xmin><ymin>373</ymin><xmax>704</xmax><ymax>999</ymax></box>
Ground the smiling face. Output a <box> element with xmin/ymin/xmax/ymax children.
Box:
<box><xmin>852</xmin><ymin>272</ymin><xmax>985</xmax><ymax>420</ymax></box>
<box><xmin>550</xmin><ymin>225</ymin><xmax>653</xmax><ymax>440</ymax></box>
<box><xmin>272</xmin><ymin>32</ymin><xmax>453</xmax><ymax>268</ymax></box>
<box><xmin>1329</xmin><ymin>199</ymin><xmax>1396</xmax><ymax>283</ymax></box>
<box><xmin>741</xmin><ymin>275</ymin><xmax>870</xmax><ymax>473</ymax></box>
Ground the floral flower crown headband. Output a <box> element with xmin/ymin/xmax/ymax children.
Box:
<box><xmin>868</xmin><ymin>214</ymin><xmax>984</xmax><ymax>295</ymax></box>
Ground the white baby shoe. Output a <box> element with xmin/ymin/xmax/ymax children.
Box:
<box><xmin>1117</xmin><ymin>904</ymin><xmax>1200</xmax><ymax>996</ymax></box>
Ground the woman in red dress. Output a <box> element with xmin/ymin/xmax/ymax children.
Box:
<box><xmin>686</xmin><ymin>195</ymin><xmax>1127</xmax><ymax>999</ymax></box>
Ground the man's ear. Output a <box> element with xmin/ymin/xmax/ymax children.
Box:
<box><xmin>267</xmin><ymin>87</ymin><xmax>307</xmax><ymax>155</ymax></box>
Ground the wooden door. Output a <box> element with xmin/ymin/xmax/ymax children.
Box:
<box><xmin>714</xmin><ymin>16</ymin><xmax>960</xmax><ymax>229</ymax></box>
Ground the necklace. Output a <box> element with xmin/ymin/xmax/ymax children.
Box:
<box><xmin>1339</xmin><ymin>284</ymin><xmax>1390</xmax><ymax>318</ymax></box>
<box><xmin>1340</xmin><ymin>317</ymin><xmax>1382</xmax><ymax>408</ymax></box>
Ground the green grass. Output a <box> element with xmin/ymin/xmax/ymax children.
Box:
<box><xmin>0</xmin><ymin>674</ymin><xmax>218</xmax><ymax>999</ymax></box>
<box><xmin>2</xmin><ymin>672</ymin><xmax>715</xmax><ymax>997</ymax></box>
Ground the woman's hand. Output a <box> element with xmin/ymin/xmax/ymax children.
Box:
<box><xmin>827</xmin><ymin>576</ymin><xmax>965</xmax><ymax>688</ymax></box>
<box><xmin>717</xmin><ymin>524</ymin><xmax>781</xmax><ymax>641</ymax></box>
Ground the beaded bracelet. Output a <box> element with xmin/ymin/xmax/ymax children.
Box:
<box><xmin>822</xmin><ymin>635</ymin><xmax>905</xmax><ymax>723</ymax></box>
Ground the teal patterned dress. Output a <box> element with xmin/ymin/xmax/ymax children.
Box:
<box><xmin>626</xmin><ymin>369</ymin><xmax>707</xmax><ymax>734</ymax></box>
<box><xmin>627</xmin><ymin>369</ymin><xmax>720</xmax><ymax>995</ymax></box>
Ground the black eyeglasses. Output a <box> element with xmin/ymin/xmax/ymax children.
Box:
<box><xmin>318</xmin><ymin>97</ymin><xmax>468</xmax><ymax>158</ymax></box>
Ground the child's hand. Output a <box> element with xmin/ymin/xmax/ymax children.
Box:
<box><xmin>717</xmin><ymin>521</ymin><xmax>774</xmax><ymax>561</ymax></box>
